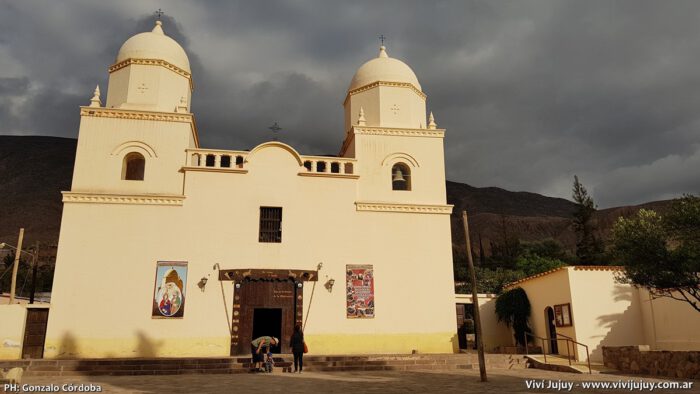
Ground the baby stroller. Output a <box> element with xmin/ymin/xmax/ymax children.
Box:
<box><xmin>265</xmin><ymin>351</ymin><xmax>275</xmax><ymax>372</ymax></box>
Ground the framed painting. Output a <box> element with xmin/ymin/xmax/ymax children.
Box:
<box><xmin>346</xmin><ymin>265</ymin><xmax>374</xmax><ymax>319</ymax></box>
<box><xmin>151</xmin><ymin>261</ymin><xmax>188</xmax><ymax>319</ymax></box>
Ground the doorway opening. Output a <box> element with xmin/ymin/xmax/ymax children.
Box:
<box><xmin>22</xmin><ymin>308</ymin><xmax>49</xmax><ymax>359</ymax></box>
<box><xmin>252</xmin><ymin>308</ymin><xmax>282</xmax><ymax>353</ymax></box>
<box><xmin>545</xmin><ymin>307</ymin><xmax>558</xmax><ymax>354</ymax></box>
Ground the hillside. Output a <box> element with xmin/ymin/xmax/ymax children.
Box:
<box><xmin>0</xmin><ymin>136</ymin><xmax>670</xmax><ymax>262</ymax></box>
<box><xmin>0</xmin><ymin>136</ymin><xmax>76</xmax><ymax>247</ymax></box>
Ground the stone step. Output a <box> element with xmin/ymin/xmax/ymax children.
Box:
<box><xmin>2</xmin><ymin>354</ymin><xmax>526</xmax><ymax>377</ymax></box>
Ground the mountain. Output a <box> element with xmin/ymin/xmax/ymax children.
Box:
<box><xmin>0</xmin><ymin>136</ymin><xmax>76</xmax><ymax>247</ymax></box>
<box><xmin>0</xmin><ymin>136</ymin><xmax>671</xmax><ymax>261</ymax></box>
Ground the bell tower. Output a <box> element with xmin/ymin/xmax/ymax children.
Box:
<box><xmin>68</xmin><ymin>20</ymin><xmax>198</xmax><ymax>197</ymax></box>
<box><xmin>341</xmin><ymin>45</ymin><xmax>446</xmax><ymax>206</ymax></box>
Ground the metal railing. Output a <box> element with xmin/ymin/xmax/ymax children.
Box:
<box><xmin>556</xmin><ymin>333</ymin><xmax>591</xmax><ymax>374</ymax></box>
<box><xmin>523</xmin><ymin>332</ymin><xmax>549</xmax><ymax>364</ymax></box>
<box><xmin>523</xmin><ymin>332</ymin><xmax>592</xmax><ymax>374</ymax></box>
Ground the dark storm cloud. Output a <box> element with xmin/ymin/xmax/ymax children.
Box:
<box><xmin>1</xmin><ymin>1</ymin><xmax>700</xmax><ymax>207</ymax></box>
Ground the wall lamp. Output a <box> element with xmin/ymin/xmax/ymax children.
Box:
<box><xmin>324</xmin><ymin>277</ymin><xmax>335</xmax><ymax>292</ymax></box>
<box><xmin>197</xmin><ymin>276</ymin><xmax>208</xmax><ymax>291</ymax></box>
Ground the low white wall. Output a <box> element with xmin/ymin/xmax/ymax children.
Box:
<box><xmin>639</xmin><ymin>289</ymin><xmax>700</xmax><ymax>351</ymax></box>
<box><xmin>0</xmin><ymin>305</ymin><xmax>27</xmax><ymax>360</ymax></box>
<box><xmin>455</xmin><ymin>294</ymin><xmax>513</xmax><ymax>352</ymax></box>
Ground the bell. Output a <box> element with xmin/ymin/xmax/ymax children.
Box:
<box><xmin>392</xmin><ymin>168</ymin><xmax>406</xmax><ymax>182</ymax></box>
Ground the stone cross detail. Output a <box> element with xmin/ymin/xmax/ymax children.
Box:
<box><xmin>379</xmin><ymin>35</ymin><xmax>386</xmax><ymax>46</ymax></box>
<box><xmin>269</xmin><ymin>122</ymin><xmax>282</xmax><ymax>141</ymax></box>
<box><xmin>137</xmin><ymin>83</ymin><xmax>148</xmax><ymax>94</ymax></box>
<box><xmin>390</xmin><ymin>104</ymin><xmax>400</xmax><ymax>115</ymax></box>
<box><xmin>155</xmin><ymin>8</ymin><xmax>164</xmax><ymax>20</ymax></box>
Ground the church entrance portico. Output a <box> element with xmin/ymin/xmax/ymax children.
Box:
<box><xmin>219</xmin><ymin>269</ymin><xmax>317</xmax><ymax>355</ymax></box>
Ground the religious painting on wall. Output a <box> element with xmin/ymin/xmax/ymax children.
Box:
<box><xmin>151</xmin><ymin>261</ymin><xmax>188</xmax><ymax>319</ymax></box>
<box><xmin>553</xmin><ymin>303</ymin><xmax>572</xmax><ymax>327</ymax></box>
<box><xmin>346</xmin><ymin>264</ymin><xmax>374</xmax><ymax>318</ymax></box>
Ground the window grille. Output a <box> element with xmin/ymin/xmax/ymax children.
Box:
<box><xmin>259</xmin><ymin>207</ymin><xmax>282</xmax><ymax>243</ymax></box>
<box><xmin>123</xmin><ymin>152</ymin><xmax>145</xmax><ymax>180</ymax></box>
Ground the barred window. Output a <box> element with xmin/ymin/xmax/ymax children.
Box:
<box><xmin>259</xmin><ymin>207</ymin><xmax>282</xmax><ymax>243</ymax></box>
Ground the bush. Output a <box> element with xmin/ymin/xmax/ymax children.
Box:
<box><xmin>495</xmin><ymin>287</ymin><xmax>532</xmax><ymax>346</ymax></box>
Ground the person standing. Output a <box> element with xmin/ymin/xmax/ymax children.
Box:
<box><xmin>251</xmin><ymin>336</ymin><xmax>278</xmax><ymax>372</ymax></box>
<box><xmin>290</xmin><ymin>325</ymin><xmax>305</xmax><ymax>373</ymax></box>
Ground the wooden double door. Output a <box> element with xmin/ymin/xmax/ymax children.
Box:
<box><xmin>232</xmin><ymin>279</ymin><xmax>303</xmax><ymax>355</ymax></box>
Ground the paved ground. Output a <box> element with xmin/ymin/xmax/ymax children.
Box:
<box><xmin>3</xmin><ymin>368</ymin><xmax>698</xmax><ymax>393</ymax></box>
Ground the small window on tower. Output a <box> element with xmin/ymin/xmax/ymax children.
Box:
<box><xmin>259</xmin><ymin>207</ymin><xmax>283</xmax><ymax>243</ymax></box>
<box><xmin>123</xmin><ymin>152</ymin><xmax>145</xmax><ymax>181</ymax></box>
<box><xmin>391</xmin><ymin>163</ymin><xmax>411</xmax><ymax>191</ymax></box>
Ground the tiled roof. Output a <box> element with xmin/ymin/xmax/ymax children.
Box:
<box><xmin>503</xmin><ymin>265</ymin><xmax>623</xmax><ymax>289</ymax></box>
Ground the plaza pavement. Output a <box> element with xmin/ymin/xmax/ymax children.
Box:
<box><xmin>3</xmin><ymin>368</ymin><xmax>698</xmax><ymax>394</ymax></box>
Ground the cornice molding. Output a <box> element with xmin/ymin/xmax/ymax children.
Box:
<box><xmin>354</xmin><ymin>126</ymin><xmax>445</xmax><ymax>138</ymax></box>
<box><xmin>344</xmin><ymin>81</ymin><xmax>426</xmax><ymax>105</ymax></box>
<box><xmin>181</xmin><ymin>166</ymin><xmax>248</xmax><ymax>174</ymax></box>
<box><xmin>109</xmin><ymin>58</ymin><xmax>194</xmax><ymax>91</ymax></box>
<box><xmin>80</xmin><ymin>107</ymin><xmax>192</xmax><ymax>123</ymax></box>
<box><xmin>298</xmin><ymin>172</ymin><xmax>359</xmax><ymax>179</ymax></box>
<box><xmin>62</xmin><ymin>192</ymin><xmax>185</xmax><ymax>206</ymax></box>
<box><xmin>355</xmin><ymin>201</ymin><xmax>453</xmax><ymax>214</ymax></box>
<box><xmin>80</xmin><ymin>107</ymin><xmax>200</xmax><ymax>147</ymax></box>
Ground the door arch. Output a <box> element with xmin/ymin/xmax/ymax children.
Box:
<box><xmin>545</xmin><ymin>307</ymin><xmax>558</xmax><ymax>354</ymax></box>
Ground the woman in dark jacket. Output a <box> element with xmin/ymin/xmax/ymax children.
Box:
<box><xmin>290</xmin><ymin>325</ymin><xmax>305</xmax><ymax>373</ymax></box>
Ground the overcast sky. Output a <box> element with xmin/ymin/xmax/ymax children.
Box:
<box><xmin>2</xmin><ymin>1</ymin><xmax>700</xmax><ymax>208</ymax></box>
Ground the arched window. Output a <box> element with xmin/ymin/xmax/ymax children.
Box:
<box><xmin>391</xmin><ymin>163</ymin><xmax>411</xmax><ymax>191</ymax></box>
<box><xmin>123</xmin><ymin>152</ymin><xmax>145</xmax><ymax>180</ymax></box>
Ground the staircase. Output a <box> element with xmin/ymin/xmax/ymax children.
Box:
<box><xmin>0</xmin><ymin>353</ymin><xmax>526</xmax><ymax>377</ymax></box>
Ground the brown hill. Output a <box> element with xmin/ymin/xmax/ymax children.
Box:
<box><xmin>0</xmin><ymin>136</ymin><xmax>76</xmax><ymax>247</ymax></box>
<box><xmin>0</xmin><ymin>136</ymin><xmax>671</xmax><ymax>262</ymax></box>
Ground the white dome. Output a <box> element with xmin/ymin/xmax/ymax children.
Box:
<box><xmin>348</xmin><ymin>46</ymin><xmax>421</xmax><ymax>92</ymax></box>
<box><xmin>116</xmin><ymin>21</ymin><xmax>191</xmax><ymax>73</ymax></box>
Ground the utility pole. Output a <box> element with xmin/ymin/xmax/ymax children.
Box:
<box><xmin>462</xmin><ymin>212</ymin><xmax>487</xmax><ymax>382</ymax></box>
<box><xmin>29</xmin><ymin>241</ymin><xmax>39</xmax><ymax>304</ymax></box>
<box><xmin>9</xmin><ymin>228</ymin><xmax>24</xmax><ymax>304</ymax></box>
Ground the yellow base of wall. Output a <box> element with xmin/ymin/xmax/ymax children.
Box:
<box><xmin>0</xmin><ymin>348</ymin><xmax>22</xmax><ymax>360</ymax></box>
<box><xmin>42</xmin><ymin>332</ymin><xmax>457</xmax><ymax>359</ymax></box>
<box><xmin>43</xmin><ymin>336</ymin><xmax>231</xmax><ymax>359</ymax></box>
<box><xmin>0</xmin><ymin>305</ymin><xmax>27</xmax><ymax>360</ymax></box>
<box><xmin>306</xmin><ymin>332</ymin><xmax>457</xmax><ymax>354</ymax></box>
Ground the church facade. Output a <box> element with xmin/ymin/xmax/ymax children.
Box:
<box><xmin>43</xmin><ymin>21</ymin><xmax>456</xmax><ymax>358</ymax></box>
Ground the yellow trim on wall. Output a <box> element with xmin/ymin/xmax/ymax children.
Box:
<box><xmin>43</xmin><ymin>336</ymin><xmax>231</xmax><ymax>359</ymax></box>
<box><xmin>42</xmin><ymin>332</ymin><xmax>456</xmax><ymax>358</ymax></box>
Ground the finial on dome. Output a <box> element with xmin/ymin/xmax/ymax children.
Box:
<box><xmin>89</xmin><ymin>85</ymin><xmax>101</xmax><ymax>107</ymax></box>
<box><xmin>152</xmin><ymin>20</ymin><xmax>164</xmax><ymax>35</ymax></box>
<box><xmin>378</xmin><ymin>45</ymin><xmax>388</xmax><ymax>58</ymax></box>
<box><xmin>357</xmin><ymin>107</ymin><xmax>367</xmax><ymax>126</ymax></box>
<box><xmin>428</xmin><ymin>112</ymin><xmax>437</xmax><ymax>129</ymax></box>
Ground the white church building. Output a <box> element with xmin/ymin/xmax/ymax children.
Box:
<box><xmin>41</xmin><ymin>20</ymin><xmax>457</xmax><ymax>358</ymax></box>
